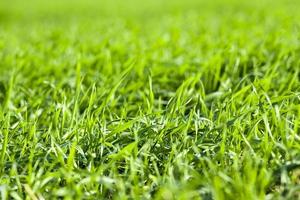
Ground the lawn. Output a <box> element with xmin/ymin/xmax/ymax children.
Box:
<box><xmin>1</xmin><ymin>0</ymin><xmax>300</xmax><ymax>199</ymax></box>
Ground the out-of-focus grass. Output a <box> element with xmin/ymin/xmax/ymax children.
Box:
<box><xmin>1</xmin><ymin>0</ymin><xmax>297</xmax><ymax>21</ymax></box>
<box><xmin>1</xmin><ymin>0</ymin><xmax>300</xmax><ymax>199</ymax></box>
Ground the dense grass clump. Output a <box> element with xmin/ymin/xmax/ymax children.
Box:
<box><xmin>1</xmin><ymin>0</ymin><xmax>300</xmax><ymax>199</ymax></box>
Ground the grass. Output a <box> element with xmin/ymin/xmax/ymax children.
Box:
<box><xmin>1</xmin><ymin>0</ymin><xmax>300</xmax><ymax>199</ymax></box>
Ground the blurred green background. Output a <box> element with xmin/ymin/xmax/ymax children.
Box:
<box><xmin>1</xmin><ymin>0</ymin><xmax>299</xmax><ymax>22</ymax></box>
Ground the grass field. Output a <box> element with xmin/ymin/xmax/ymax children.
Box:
<box><xmin>1</xmin><ymin>0</ymin><xmax>300</xmax><ymax>199</ymax></box>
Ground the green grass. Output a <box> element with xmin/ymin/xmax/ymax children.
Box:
<box><xmin>1</xmin><ymin>0</ymin><xmax>300</xmax><ymax>199</ymax></box>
